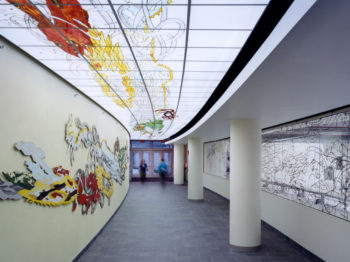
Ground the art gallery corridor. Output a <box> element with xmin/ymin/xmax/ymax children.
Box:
<box><xmin>76</xmin><ymin>182</ymin><xmax>321</xmax><ymax>262</ymax></box>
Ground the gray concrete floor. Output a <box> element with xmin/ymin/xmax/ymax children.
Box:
<box><xmin>77</xmin><ymin>182</ymin><xmax>322</xmax><ymax>262</ymax></box>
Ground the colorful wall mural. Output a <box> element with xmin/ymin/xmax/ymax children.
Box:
<box><xmin>204</xmin><ymin>138</ymin><xmax>230</xmax><ymax>180</ymax></box>
<box><xmin>1</xmin><ymin>141</ymin><xmax>78</xmax><ymax>206</ymax></box>
<box><xmin>262</xmin><ymin>108</ymin><xmax>350</xmax><ymax>221</ymax></box>
<box><xmin>65</xmin><ymin>115</ymin><xmax>128</xmax><ymax>214</ymax></box>
<box><xmin>0</xmin><ymin>115</ymin><xmax>129</xmax><ymax>215</ymax></box>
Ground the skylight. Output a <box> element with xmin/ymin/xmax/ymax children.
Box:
<box><xmin>0</xmin><ymin>0</ymin><xmax>269</xmax><ymax>139</ymax></box>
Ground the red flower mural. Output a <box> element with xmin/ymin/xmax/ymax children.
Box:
<box><xmin>72</xmin><ymin>172</ymin><xmax>100</xmax><ymax>215</ymax></box>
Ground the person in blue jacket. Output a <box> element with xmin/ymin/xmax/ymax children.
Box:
<box><xmin>158</xmin><ymin>158</ymin><xmax>168</xmax><ymax>182</ymax></box>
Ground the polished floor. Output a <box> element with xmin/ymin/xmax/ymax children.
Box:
<box><xmin>77</xmin><ymin>182</ymin><xmax>322</xmax><ymax>262</ymax></box>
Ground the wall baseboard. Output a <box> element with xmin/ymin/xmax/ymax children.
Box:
<box><xmin>261</xmin><ymin>220</ymin><xmax>324</xmax><ymax>262</ymax></box>
<box><xmin>71</xmin><ymin>189</ymin><xmax>129</xmax><ymax>262</ymax></box>
<box><xmin>203</xmin><ymin>187</ymin><xmax>324</xmax><ymax>262</ymax></box>
<box><xmin>131</xmin><ymin>177</ymin><xmax>174</xmax><ymax>182</ymax></box>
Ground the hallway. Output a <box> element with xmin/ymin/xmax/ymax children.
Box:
<box><xmin>77</xmin><ymin>183</ymin><xmax>321</xmax><ymax>262</ymax></box>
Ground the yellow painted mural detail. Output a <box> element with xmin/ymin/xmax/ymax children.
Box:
<box><xmin>18</xmin><ymin>176</ymin><xmax>77</xmax><ymax>206</ymax></box>
<box><xmin>150</xmin><ymin>38</ymin><xmax>173</xmax><ymax>108</ymax></box>
<box><xmin>149</xmin><ymin>7</ymin><xmax>162</xmax><ymax>19</ymax></box>
<box><xmin>95</xmin><ymin>73</ymin><xmax>133</xmax><ymax>108</ymax></box>
<box><xmin>86</xmin><ymin>29</ymin><xmax>135</xmax><ymax>108</ymax></box>
<box><xmin>144</xmin><ymin>23</ymin><xmax>150</xmax><ymax>33</ymax></box>
<box><xmin>95</xmin><ymin>165</ymin><xmax>114</xmax><ymax>199</ymax></box>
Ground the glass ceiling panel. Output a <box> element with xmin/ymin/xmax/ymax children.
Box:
<box><xmin>187</xmin><ymin>30</ymin><xmax>251</xmax><ymax>48</ymax></box>
<box><xmin>110</xmin><ymin>0</ymin><xmax>189</xmax><ymax>6</ymax></box>
<box><xmin>190</xmin><ymin>5</ymin><xmax>266</xmax><ymax>30</ymax></box>
<box><xmin>0</xmin><ymin>0</ymin><xmax>269</xmax><ymax>139</ymax></box>
<box><xmin>192</xmin><ymin>0</ymin><xmax>269</xmax><ymax>4</ymax></box>
<box><xmin>186</xmin><ymin>48</ymin><xmax>240</xmax><ymax>61</ymax></box>
<box><xmin>115</xmin><ymin>4</ymin><xmax>187</xmax><ymax>29</ymax></box>
<box><xmin>183</xmin><ymin>71</ymin><xmax>227</xmax><ymax>81</ymax></box>
<box><xmin>185</xmin><ymin>61</ymin><xmax>232</xmax><ymax>73</ymax></box>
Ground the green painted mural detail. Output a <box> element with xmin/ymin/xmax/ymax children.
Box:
<box><xmin>117</xmin><ymin>146</ymin><xmax>128</xmax><ymax>181</ymax></box>
<box><xmin>2</xmin><ymin>171</ymin><xmax>35</xmax><ymax>190</ymax></box>
<box><xmin>133</xmin><ymin>119</ymin><xmax>164</xmax><ymax>135</ymax></box>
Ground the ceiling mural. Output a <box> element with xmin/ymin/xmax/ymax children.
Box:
<box><xmin>0</xmin><ymin>0</ymin><xmax>269</xmax><ymax>139</ymax></box>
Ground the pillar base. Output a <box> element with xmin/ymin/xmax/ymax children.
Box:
<box><xmin>188</xmin><ymin>199</ymin><xmax>204</xmax><ymax>202</ymax></box>
<box><xmin>230</xmin><ymin>244</ymin><xmax>261</xmax><ymax>252</ymax></box>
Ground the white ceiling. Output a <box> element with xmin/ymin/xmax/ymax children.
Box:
<box><xmin>172</xmin><ymin>0</ymin><xmax>350</xmax><ymax>144</ymax></box>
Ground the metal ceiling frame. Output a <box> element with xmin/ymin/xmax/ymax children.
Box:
<box><xmin>24</xmin><ymin>0</ymin><xmax>142</xmax><ymax>134</ymax></box>
<box><xmin>107</xmin><ymin>0</ymin><xmax>156</xmax><ymax>137</ymax></box>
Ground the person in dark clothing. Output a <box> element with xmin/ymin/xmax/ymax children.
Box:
<box><xmin>139</xmin><ymin>159</ymin><xmax>147</xmax><ymax>182</ymax></box>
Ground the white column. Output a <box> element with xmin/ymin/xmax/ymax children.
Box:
<box><xmin>230</xmin><ymin>119</ymin><xmax>261</xmax><ymax>249</ymax></box>
<box><xmin>174</xmin><ymin>143</ymin><xmax>185</xmax><ymax>185</ymax></box>
<box><xmin>187</xmin><ymin>137</ymin><xmax>203</xmax><ymax>200</ymax></box>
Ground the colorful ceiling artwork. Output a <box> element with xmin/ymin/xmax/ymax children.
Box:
<box><xmin>1</xmin><ymin>141</ymin><xmax>78</xmax><ymax>206</ymax></box>
<box><xmin>0</xmin><ymin>0</ymin><xmax>270</xmax><ymax>139</ymax></box>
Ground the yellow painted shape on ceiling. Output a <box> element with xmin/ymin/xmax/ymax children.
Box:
<box><xmin>150</xmin><ymin>38</ymin><xmax>174</xmax><ymax>108</ymax></box>
<box><xmin>95</xmin><ymin>73</ymin><xmax>134</xmax><ymax>108</ymax></box>
<box><xmin>86</xmin><ymin>29</ymin><xmax>135</xmax><ymax>108</ymax></box>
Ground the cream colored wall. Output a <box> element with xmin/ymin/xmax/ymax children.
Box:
<box><xmin>203</xmin><ymin>174</ymin><xmax>229</xmax><ymax>199</ymax></box>
<box><xmin>0</xmin><ymin>38</ymin><xmax>129</xmax><ymax>262</ymax></box>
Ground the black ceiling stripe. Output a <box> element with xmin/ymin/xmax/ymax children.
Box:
<box><xmin>166</xmin><ymin>0</ymin><xmax>294</xmax><ymax>141</ymax></box>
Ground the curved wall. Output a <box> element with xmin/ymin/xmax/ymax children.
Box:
<box><xmin>0</xmin><ymin>38</ymin><xmax>129</xmax><ymax>262</ymax></box>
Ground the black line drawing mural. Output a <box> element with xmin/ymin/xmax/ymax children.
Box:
<box><xmin>262</xmin><ymin>108</ymin><xmax>350</xmax><ymax>221</ymax></box>
<box><xmin>204</xmin><ymin>138</ymin><xmax>230</xmax><ymax>179</ymax></box>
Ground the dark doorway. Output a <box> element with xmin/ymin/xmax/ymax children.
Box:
<box><xmin>130</xmin><ymin>140</ymin><xmax>174</xmax><ymax>182</ymax></box>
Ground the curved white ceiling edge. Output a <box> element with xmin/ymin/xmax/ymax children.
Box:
<box><xmin>166</xmin><ymin>0</ymin><xmax>317</xmax><ymax>145</ymax></box>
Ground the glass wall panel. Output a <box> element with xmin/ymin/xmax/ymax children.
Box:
<box><xmin>262</xmin><ymin>108</ymin><xmax>350</xmax><ymax>221</ymax></box>
<box><xmin>153</xmin><ymin>141</ymin><xmax>172</xmax><ymax>149</ymax></box>
<box><xmin>132</xmin><ymin>152</ymin><xmax>140</xmax><ymax>175</ymax></box>
<box><xmin>131</xmin><ymin>141</ymin><xmax>152</xmax><ymax>149</ymax></box>
<box><xmin>154</xmin><ymin>152</ymin><xmax>161</xmax><ymax>173</ymax></box>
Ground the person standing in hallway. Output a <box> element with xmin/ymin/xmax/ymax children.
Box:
<box><xmin>158</xmin><ymin>158</ymin><xmax>168</xmax><ymax>183</ymax></box>
<box><xmin>139</xmin><ymin>159</ymin><xmax>148</xmax><ymax>182</ymax></box>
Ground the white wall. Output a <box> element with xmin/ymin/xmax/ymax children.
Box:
<box><xmin>262</xmin><ymin>192</ymin><xmax>350</xmax><ymax>262</ymax></box>
<box><xmin>203</xmin><ymin>174</ymin><xmax>229</xmax><ymax>199</ymax></box>
<box><xmin>0</xmin><ymin>37</ymin><xmax>129</xmax><ymax>262</ymax></box>
<box><xmin>203</xmin><ymin>143</ymin><xmax>350</xmax><ymax>261</ymax></box>
<box><xmin>198</xmin><ymin>1</ymin><xmax>350</xmax><ymax>260</ymax></box>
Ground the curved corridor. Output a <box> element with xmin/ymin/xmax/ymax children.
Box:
<box><xmin>77</xmin><ymin>183</ymin><xmax>321</xmax><ymax>262</ymax></box>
